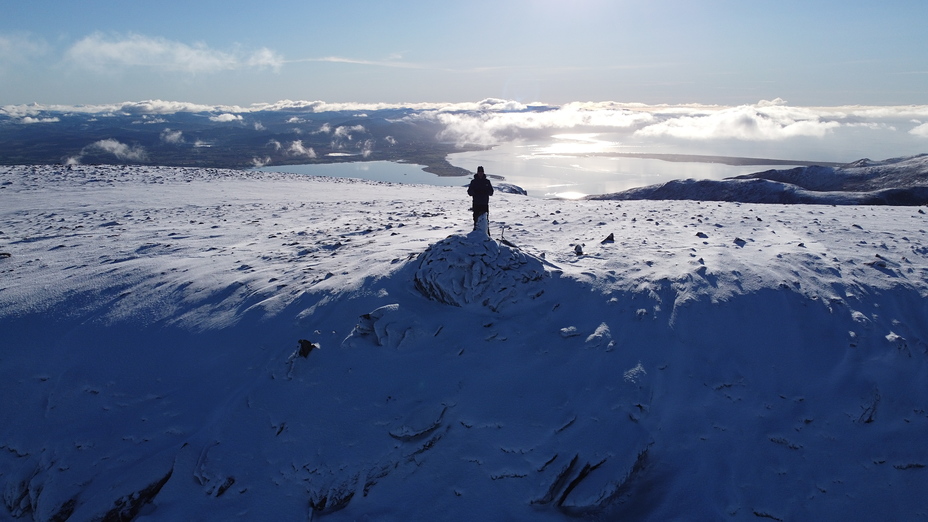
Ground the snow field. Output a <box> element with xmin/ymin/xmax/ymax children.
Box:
<box><xmin>1</xmin><ymin>165</ymin><xmax>928</xmax><ymax>520</ymax></box>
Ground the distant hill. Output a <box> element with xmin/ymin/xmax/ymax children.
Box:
<box><xmin>588</xmin><ymin>154</ymin><xmax>928</xmax><ymax>205</ymax></box>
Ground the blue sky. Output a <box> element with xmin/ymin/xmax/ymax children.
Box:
<box><xmin>2</xmin><ymin>0</ymin><xmax>927</xmax><ymax>106</ymax></box>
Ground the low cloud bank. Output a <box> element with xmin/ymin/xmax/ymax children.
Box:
<box><xmin>7</xmin><ymin>97</ymin><xmax>928</xmax><ymax>147</ymax></box>
<box><xmin>4</xmin><ymin>97</ymin><xmax>927</xmax><ymax>165</ymax></box>
<box><xmin>634</xmin><ymin>103</ymin><xmax>842</xmax><ymax>141</ymax></box>
<box><xmin>423</xmin><ymin>98</ymin><xmax>928</xmax><ymax>147</ymax></box>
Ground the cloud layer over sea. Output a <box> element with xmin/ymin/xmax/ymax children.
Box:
<box><xmin>4</xmin><ymin>98</ymin><xmax>928</xmax><ymax>161</ymax></box>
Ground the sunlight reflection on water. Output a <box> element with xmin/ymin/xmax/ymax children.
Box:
<box><xmin>448</xmin><ymin>135</ymin><xmax>791</xmax><ymax>198</ymax></box>
<box><xmin>254</xmin><ymin>161</ymin><xmax>467</xmax><ymax>188</ymax></box>
<box><xmin>256</xmin><ymin>134</ymin><xmax>807</xmax><ymax>199</ymax></box>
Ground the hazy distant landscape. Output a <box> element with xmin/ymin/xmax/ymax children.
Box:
<box><xmin>3</xmin><ymin>99</ymin><xmax>928</xmax><ymax>198</ymax></box>
<box><xmin>0</xmin><ymin>102</ymin><xmax>479</xmax><ymax>175</ymax></box>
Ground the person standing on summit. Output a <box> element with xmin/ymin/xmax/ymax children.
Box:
<box><xmin>467</xmin><ymin>166</ymin><xmax>494</xmax><ymax>232</ymax></box>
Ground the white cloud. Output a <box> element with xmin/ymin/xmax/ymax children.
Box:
<box><xmin>119</xmin><ymin>100</ymin><xmax>221</xmax><ymax>114</ymax></box>
<box><xmin>634</xmin><ymin>104</ymin><xmax>841</xmax><ymax>141</ymax></box>
<box><xmin>431</xmin><ymin>103</ymin><xmax>654</xmax><ymax>147</ymax></box>
<box><xmin>361</xmin><ymin>140</ymin><xmax>374</xmax><ymax>158</ymax></box>
<box><xmin>333</xmin><ymin>125</ymin><xmax>366</xmax><ymax>138</ymax></box>
<box><xmin>911</xmin><ymin>122</ymin><xmax>928</xmax><ymax>138</ymax></box>
<box><xmin>0</xmin><ymin>32</ymin><xmax>49</xmax><ymax>67</ymax></box>
<box><xmin>267</xmin><ymin>139</ymin><xmax>282</xmax><ymax>151</ymax></box>
<box><xmin>12</xmin><ymin>98</ymin><xmax>926</xmax><ymax>123</ymax></box>
<box><xmin>1</xmin><ymin>99</ymin><xmax>238</xmax><ymax>117</ymax></box>
<box><xmin>209</xmin><ymin>113</ymin><xmax>242</xmax><ymax>122</ymax></box>
<box><xmin>248</xmin><ymin>100</ymin><xmax>472</xmax><ymax>114</ymax></box>
<box><xmin>0</xmin><ymin>99</ymin><xmax>547</xmax><ymax>119</ymax></box>
<box><xmin>20</xmin><ymin>116</ymin><xmax>60</xmax><ymax>124</ymax></box>
<box><xmin>251</xmin><ymin>156</ymin><xmax>271</xmax><ymax>167</ymax></box>
<box><xmin>757</xmin><ymin>97</ymin><xmax>789</xmax><ymax>107</ymax></box>
<box><xmin>68</xmin><ymin>139</ymin><xmax>149</xmax><ymax>164</ymax></box>
<box><xmin>89</xmin><ymin>139</ymin><xmax>148</xmax><ymax>161</ymax></box>
<box><xmin>6</xmin><ymin>97</ymin><xmax>928</xmax><ymax>157</ymax></box>
<box><xmin>64</xmin><ymin>33</ymin><xmax>283</xmax><ymax>74</ymax></box>
<box><xmin>846</xmin><ymin>122</ymin><xmax>896</xmax><ymax>131</ymax></box>
<box><xmin>160</xmin><ymin>128</ymin><xmax>184</xmax><ymax>144</ymax></box>
<box><xmin>246</xmin><ymin>47</ymin><xmax>283</xmax><ymax>71</ymax></box>
<box><xmin>288</xmin><ymin>140</ymin><xmax>317</xmax><ymax>158</ymax></box>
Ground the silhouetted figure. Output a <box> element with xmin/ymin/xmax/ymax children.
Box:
<box><xmin>467</xmin><ymin>166</ymin><xmax>494</xmax><ymax>234</ymax></box>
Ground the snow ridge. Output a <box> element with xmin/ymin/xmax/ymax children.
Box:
<box><xmin>591</xmin><ymin>153</ymin><xmax>928</xmax><ymax>204</ymax></box>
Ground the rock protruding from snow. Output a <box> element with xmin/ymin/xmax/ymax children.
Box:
<box><xmin>495</xmin><ymin>182</ymin><xmax>528</xmax><ymax>195</ymax></box>
<box><xmin>343</xmin><ymin>303</ymin><xmax>424</xmax><ymax>350</ymax></box>
<box><xmin>413</xmin><ymin>229</ymin><xmax>549</xmax><ymax>311</ymax></box>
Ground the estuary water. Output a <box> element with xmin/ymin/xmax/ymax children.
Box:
<box><xmin>446</xmin><ymin>139</ymin><xmax>785</xmax><ymax>198</ymax></box>
<box><xmin>253</xmin><ymin>160</ymin><xmax>467</xmax><ymax>188</ymax></box>
<box><xmin>256</xmin><ymin>135</ymin><xmax>800</xmax><ymax>199</ymax></box>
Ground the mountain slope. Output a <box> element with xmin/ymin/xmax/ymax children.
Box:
<box><xmin>589</xmin><ymin>154</ymin><xmax>928</xmax><ymax>205</ymax></box>
<box><xmin>2</xmin><ymin>165</ymin><xmax>928</xmax><ymax>520</ymax></box>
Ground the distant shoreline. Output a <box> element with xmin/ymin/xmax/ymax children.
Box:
<box><xmin>566</xmin><ymin>152</ymin><xmax>845</xmax><ymax>168</ymax></box>
<box><xmin>424</xmin><ymin>151</ymin><xmax>845</xmax><ymax>179</ymax></box>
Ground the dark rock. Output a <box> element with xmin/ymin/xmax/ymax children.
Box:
<box><xmin>101</xmin><ymin>468</ymin><xmax>173</xmax><ymax>522</ymax></box>
<box><xmin>297</xmin><ymin>339</ymin><xmax>318</xmax><ymax>358</ymax></box>
<box><xmin>49</xmin><ymin>498</ymin><xmax>77</xmax><ymax>522</ymax></box>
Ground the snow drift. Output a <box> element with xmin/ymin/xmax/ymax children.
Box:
<box><xmin>2</xmin><ymin>165</ymin><xmax>928</xmax><ymax>521</ymax></box>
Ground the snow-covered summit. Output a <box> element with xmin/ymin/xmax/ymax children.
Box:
<box><xmin>413</xmin><ymin>226</ymin><xmax>549</xmax><ymax>311</ymax></box>
<box><xmin>2</xmin><ymin>165</ymin><xmax>928</xmax><ymax>521</ymax></box>
<box><xmin>591</xmin><ymin>153</ymin><xmax>928</xmax><ymax>205</ymax></box>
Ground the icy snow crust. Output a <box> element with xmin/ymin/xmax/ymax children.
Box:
<box><xmin>2</xmin><ymin>165</ymin><xmax>928</xmax><ymax>520</ymax></box>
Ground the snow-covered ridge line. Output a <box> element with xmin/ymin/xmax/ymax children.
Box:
<box><xmin>2</xmin><ymin>165</ymin><xmax>928</xmax><ymax>520</ymax></box>
<box><xmin>590</xmin><ymin>154</ymin><xmax>928</xmax><ymax>205</ymax></box>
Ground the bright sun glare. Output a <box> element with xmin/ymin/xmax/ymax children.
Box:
<box><xmin>536</xmin><ymin>133</ymin><xmax>619</xmax><ymax>156</ymax></box>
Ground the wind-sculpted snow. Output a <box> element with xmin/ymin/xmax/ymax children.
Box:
<box><xmin>591</xmin><ymin>154</ymin><xmax>928</xmax><ymax>205</ymax></box>
<box><xmin>2</xmin><ymin>165</ymin><xmax>928</xmax><ymax>521</ymax></box>
<box><xmin>413</xmin><ymin>227</ymin><xmax>549</xmax><ymax>311</ymax></box>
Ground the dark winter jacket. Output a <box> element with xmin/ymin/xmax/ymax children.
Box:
<box><xmin>467</xmin><ymin>176</ymin><xmax>494</xmax><ymax>205</ymax></box>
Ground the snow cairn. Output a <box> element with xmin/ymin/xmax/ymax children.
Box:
<box><xmin>413</xmin><ymin>228</ymin><xmax>549</xmax><ymax>311</ymax></box>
